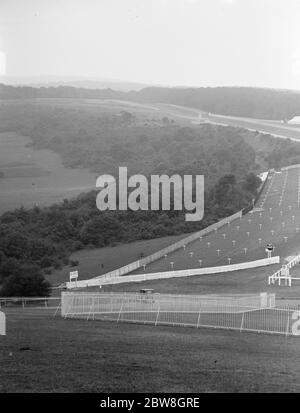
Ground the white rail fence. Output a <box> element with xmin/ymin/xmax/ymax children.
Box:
<box><xmin>268</xmin><ymin>253</ymin><xmax>300</xmax><ymax>287</ymax></box>
<box><xmin>67</xmin><ymin>256</ymin><xmax>280</xmax><ymax>288</ymax></box>
<box><xmin>61</xmin><ymin>292</ymin><xmax>276</xmax><ymax>317</ymax></box>
<box><xmin>66</xmin><ymin>171</ymin><xmax>271</xmax><ymax>290</ymax></box>
<box><xmin>90</xmin><ymin>210</ymin><xmax>243</xmax><ymax>282</ymax></box>
<box><xmin>59</xmin><ymin>292</ymin><xmax>300</xmax><ymax>337</ymax></box>
<box><xmin>281</xmin><ymin>164</ymin><xmax>300</xmax><ymax>170</ymax></box>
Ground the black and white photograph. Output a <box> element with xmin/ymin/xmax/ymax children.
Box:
<box><xmin>1</xmin><ymin>0</ymin><xmax>300</xmax><ymax>397</ymax></box>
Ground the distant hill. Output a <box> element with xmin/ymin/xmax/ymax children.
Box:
<box><xmin>133</xmin><ymin>86</ymin><xmax>300</xmax><ymax>120</ymax></box>
<box><xmin>43</xmin><ymin>80</ymin><xmax>151</xmax><ymax>91</ymax></box>
<box><xmin>0</xmin><ymin>76</ymin><xmax>151</xmax><ymax>92</ymax></box>
<box><xmin>1</xmin><ymin>83</ymin><xmax>300</xmax><ymax>120</ymax></box>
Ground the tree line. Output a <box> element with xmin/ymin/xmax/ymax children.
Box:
<box><xmin>1</xmin><ymin>83</ymin><xmax>300</xmax><ymax>120</ymax></box>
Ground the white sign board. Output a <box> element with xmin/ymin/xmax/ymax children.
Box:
<box><xmin>70</xmin><ymin>271</ymin><xmax>78</xmax><ymax>282</ymax></box>
<box><xmin>0</xmin><ymin>311</ymin><xmax>6</xmax><ymax>336</ymax></box>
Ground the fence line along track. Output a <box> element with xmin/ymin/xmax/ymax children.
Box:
<box><xmin>0</xmin><ymin>296</ymin><xmax>61</xmax><ymax>311</ymax></box>
<box><xmin>60</xmin><ymin>291</ymin><xmax>300</xmax><ymax>337</ymax></box>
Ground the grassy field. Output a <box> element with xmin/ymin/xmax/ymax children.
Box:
<box><xmin>84</xmin><ymin>265</ymin><xmax>300</xmax><ymax>301</ymax></box>
<box><xmin>49</xmin><ymin>233</ymin><xmax>189</xmax><ymax>285</ymax></box>
<box><xmin>158</xmin><ymin>103</ymin><xmax>300</xmax><ymax>141</ymax></box>
<box><xmin>0</xmin><ymin>131</ymin><xmax>96</xmax><ymax>213</ymax></box>
<box><xmin>124</xmin><ymin>167</ymin><xmax>300</xmax><ymax>276</ymax></box>
<box><xmin>0</xmin><ymin>307</ymin><xmax>299</xmax><ymax>393</ymax></box>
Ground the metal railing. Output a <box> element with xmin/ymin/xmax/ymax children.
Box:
<box><xmin>58</xmin><ymin>292</ymin><xmax>300</xmax><ymax>337</ymax></box>
<box><xmin>268</xmin><ymin>252</ymin><xmax>300</xmax><ymax>286</ymax></box>
<box><xmin>0</xmin><ymin>296</ymin><xmax>61</xmax><ymax>309</ymax></box>
<box><xmin>68</xmin><ymin>257</ymin><xmax>280</xmax><ymax>289</ymax></box>
<box><xmin>88</xmin><ymin>210</ymin><xmax>243</xmax><ymax>283</ymax></box>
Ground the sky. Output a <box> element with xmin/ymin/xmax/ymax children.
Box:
<box><xmin>0</xmin><ymin>0</ymin><xmax>300</xmax><ymax>90</ymax></box>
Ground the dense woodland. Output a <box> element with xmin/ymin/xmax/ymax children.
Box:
<box><xmin>2</xmin><ymin>102</ymin><xmax>300</xmax><ymax>176</ymax></box>
<box><xmin>1</xmin><ymin>83</ymin><xmax>300</xmax><ymax>120</ymax></box>
<box><xmin>1</xmin><ymin>100</ymin><xmax>300</xmax><ymax>295</ymax></box>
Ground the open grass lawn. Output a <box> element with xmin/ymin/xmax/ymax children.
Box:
<box><xmin>87</xmin><ymin>265</ymin><xmax>300</xmax><ymax>302</ymax></box>
<box><xmin>158</xmin><ymin>103</ymin><xmax>300</xmax><ymax>141</ymax></box>
<box><xmin>0</xmin><ymin>308</ymin><xmax>299</xmax><ymax>393</ymax></box>
<box><xmin>0</xmin><ymin>131</ymin><xmax>96</xmax><ymax>213</ymax></box>
<box><xmin>50</xmin><ymin>233</ymin><xmax>188</xmax><ymax>285</ymax></box>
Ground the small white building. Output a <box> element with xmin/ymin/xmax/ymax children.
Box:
<box><xmin>197</xmin><ymin>112</ymin><xmax>209</xmax><ymax>123</ymax></box>
<box><xmin>288</xmin><ymin>116</ymin><xmax>300</xmax><ymax>125</ymax></box>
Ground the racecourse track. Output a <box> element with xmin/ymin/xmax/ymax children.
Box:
<box><xmin>129</xmin><ymin>167</ymin><xmax>300</xmax><ymax>275</ymax></box>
